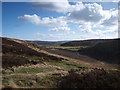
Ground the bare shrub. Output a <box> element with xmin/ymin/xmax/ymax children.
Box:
<box><xmin>58</xmin><ymin>69</ymin><xmax>120</xmax><ymax>88</ymax></box>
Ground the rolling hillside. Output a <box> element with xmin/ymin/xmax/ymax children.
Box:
<box><xmin>78</xmin><ymin>39</ymin><xmax>120</xmax><ymax>64</ymax></box>
<box><xmin>2</xmin><ymin>37</ymin><xmax>120</xmax><ymax>88</ymax></box>
<box><xmin>60</xmin><ymin>39</ymin><xmax>117</xmax><ymax>47</ymax></box>
<box><xmin>2</xmin><ymin>37</ymin><xmax>95</xmax><ymax>88</ymax></box>
<box><xmin>2</xmin><ymin>37</ymin><xmax>63</xmax><ymax>68</ymax></box>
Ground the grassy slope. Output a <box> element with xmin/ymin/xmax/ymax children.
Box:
<box><xmin>2</xmin><ymin>37</ymin><xmax>120</xmax><ymax>88</ymax></box>
<box><xmin>2</xmin><ymin>37</ymin><xmax>63</xmax><ymax>68</ymax></box>
<box><xmin>2</xmin><ymin>55</ymin><xmax>89</xmax><ymax>88</ymax></box>
<box><xmin>2</xmin><ymin>37</ymin><xmax>89</xmax><ymax>88</ymax></box>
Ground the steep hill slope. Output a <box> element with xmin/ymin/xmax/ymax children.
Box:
<box><xmin>2</xmin><ymin>37</ymin><xmax>62</xmax><ymax>68</ymax></box>
<box><xmin>78</xmin><ymin>39</ymin><xmax>120</xmax><ymax>64</ymax></box>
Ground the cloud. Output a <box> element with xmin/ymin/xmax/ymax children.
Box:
<box><xmin>48</xmin><ymin>27</ymin><xmax>70</xmax><ymax>31</ymax></box>
<box><xmin>30</xmin><ymin>1</ymin><xmax>118</xmax><ymax>29</ymax></box>
<box><xmin>66</xmin><ymin>2</ymin><xmax>118</xmax><ymax>38</ymax></box>
<box><xmin>19</xmin><ymin>2</ymin><xmax>118</xmax><ymax>28</ymax></box>
<box><xmin>67</xmin><ymin>3</ymin><xmax>118</xmax><ymax>25</ymax></box>
<box><xmin>101</xmin><ymin>10</ymin><xmax>118</xmax><ymax>26</ymax></box>
<box><xmin>34</xmin><ymin>30</ymin><xmax>77</xmax><ymax>41</ymax></box>
<box><xmin>34</xmin><ymin>33</ymin><xmax>66</xmax><ymax>41</ymax></box>
<box><xmin>78</xmin><ymin>22</ymin><xmax>118</xmax><ymax>38</ymax></box>
<box><xmin>31</xmin><ymin>0</ymin><xmax>70</xmax><ymax>13</ymax></box>
<box><xmin>18</xmin><ymin>14</ymin><xmax>40</xmax><ymax>25</ymax></box>
<box><xmin>18</xmin><ymin>2</ymin><xmax>118</xmax><ymax>39</ymax></box>
<box><xmin>18</xmin><ymin>14</ymin><xmax>70</xmax><ymax>31</ymax></box>
<box><xmin>101</xmin><ymin>15</ymin><xmax>117</xmax><ymax>26</ymax></box>
<box><xmin>67</xmin><ymin>3</ymin><xmax>104</xmax><ymax>23</ymax></box>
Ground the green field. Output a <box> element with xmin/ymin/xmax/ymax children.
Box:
<box><xmin>46</xmin><ymin>46</ymin><xmax>89</xmax><ymax>51</ymax></box>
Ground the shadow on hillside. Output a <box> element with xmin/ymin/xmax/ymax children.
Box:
<box><xmin>78</xmin><ymin>39</ymin><xmax>120</xmax><ymax>64</ymax></box>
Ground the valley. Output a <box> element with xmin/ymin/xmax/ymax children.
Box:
<box><xmin>1</xmin><ymin>37</ymin><xmax>120</xmax><ymax>88</ymax></box>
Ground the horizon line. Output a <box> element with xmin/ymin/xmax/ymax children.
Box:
<box><xmin>1</xmin><ymin>36</ymin><xmax>119</xmax><ymax>42</ymax></box>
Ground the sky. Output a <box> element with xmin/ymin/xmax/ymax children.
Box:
<box><xmin>2</xmin><ymin>0</ymin><xmax>119</xmax><ymax>41</ymax></box>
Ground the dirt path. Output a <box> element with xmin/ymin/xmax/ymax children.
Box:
<box><xmin>4</xmin><ymin>70</ymin><xmax>68</xmax><ymax>77</ymax></box>
<box><xmin>16</xmin><ymin>63</ymin><xmax>62</xmax><ymax>70</ymax></box>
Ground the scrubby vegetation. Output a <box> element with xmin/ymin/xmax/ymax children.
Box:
<box><xmin>2</xmin><ymin>37</ymin><xmax>120</xmax><ymax>89</ymax></box>
<box><xmin>58</xmin><ymin>69</ymin><xmax>120</xmax><ymax>88</ymax></box>
<box><xmin>79</xmin><ymin>39</ymin><xmax>120</xmax><ymax>64</ymax></box>
<box><xmin>2</xmin><ymin>54</ymin><xmax>90</xmax><ymax>88</ymax></box>
<box><xmin>2</xmin><ymin>55</ymin><xmax>30</xmax><ymax>68</ymax></box>
<box><xmin>2</xmin><ymin>74</ymin><xmax>64</xmax><ymax>88</ymax></box>
<box><xmin>14</xmin><ymin>67</ymin><xmax>55</xmax><ymax>74</ymax></box>
<box><xmin>2</xmin><ymin>37</ymin><xmax>40</xmax><ymax>56</ymax></box>
<box><xmin>2</xmin><ymin>37</ymin><xmax>64</xmax><ymax>68</ymax></box>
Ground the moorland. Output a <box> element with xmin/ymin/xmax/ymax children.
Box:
<box><xmin>1</xmin><ymin>37</ymin><xmax>120</xmax><ymax>88</ymax></box>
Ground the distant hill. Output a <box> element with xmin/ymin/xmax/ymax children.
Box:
<box><xmin>60</xmin><ymin>39</ymin><xmax>117</xmax><ymax>47</ymax></box>
<box><xmin>78</xmin><ymin>38</ymin><xmax>120</xmax><ymax>64</ymax></box>
<box><xmin>28</xmin><ymin>41</ymin><xmax>58</xmax><ymax>46</ymax></box>
<box><xmin>28</xmin><ymin>41</ymin><xmax>67</xmax><ymax>46</ymax></box>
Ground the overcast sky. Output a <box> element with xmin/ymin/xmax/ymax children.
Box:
<box><xmin>2</xmin><ymin>0</ymin><xmax>118</xmax><ymax>41</ymax></box>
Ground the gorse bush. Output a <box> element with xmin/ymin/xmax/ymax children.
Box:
<box><xmin>58</xmin><ymin>69</ymin><xmax>120</xmax><ymax>88</ymax></box>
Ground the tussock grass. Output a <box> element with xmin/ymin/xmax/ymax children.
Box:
<box><xmin>44</xmin><ymin>60</ymin><xmax>87</xmax><ymax>71</ymax></box>
<box><xmin>14</xmin><ymin>67</ymin><xmax>55</xmax><ymax>74</ymax></box>
<box><xmin>3</xmin><ymin>74</ymin><xmax>64</xmax><ymax>88</ymax></box>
